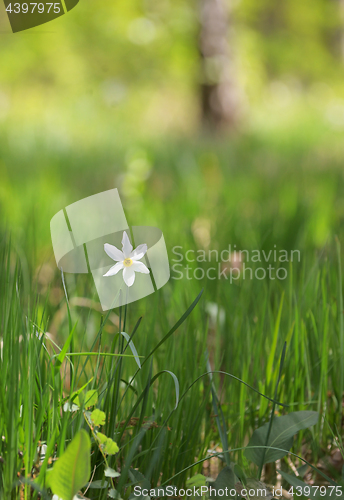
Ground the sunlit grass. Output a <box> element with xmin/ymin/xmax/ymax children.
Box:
<box><xmin>1</xmin><ymin>130</ymin><xmax>344</xmax><ymax>498</ymax></box>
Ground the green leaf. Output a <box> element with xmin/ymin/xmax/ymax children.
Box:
<box><xmin>84</xmin><ymin>390</ymin><xmax>98</xmax><ymax>408</ymax></box>
<box><xmin>128</xmin><ymin>468</ymin><xmax>151</xmax><ymax>490</ymax></box>
<box><xmin>90</xmin><ymin>409</ymin><xmax>106</xmax><ymax>426</ymax></box>
<box><xmin>108</xmin><ymin>488</ymin><xmax>122</xmax><ymax>499</ymax></box>
<box><xmin>186</xmin><ymin>474</ymin><xmax>207</xmax><ymax>488</ymax></box>
<box><xmin>103</xmin><ymin>438</ymin><xmax>119</xmax><ymax>455</ymax></box>
<box><xmin>277</xmin><ymin>470</ymin><xmax>310</xmax><ymax>489</ymax></box>
<box><xmin>120</xmin><ymin>331</ymin><xmax>141</xmax><ymax>369</ymax></box>
<box><xmin>233</xmin><ymin>464</ymin><xmax>246</xmax><ymax>483</ymax></box>
<box><xmin>105</xmin><ymin>467</ymin><xmax>120</xmax><ymax>478</ymax></box>
<box><xmin>96</xmin><ymin>431</ymin><xmax>107</xmax><ymax>444</ymax></box>
<box><xmin>297</xmin><ymin>464</ymin><xmax>309</xmax><ymax>478</ymax></box>
<box><xmin>74</xmin><ymin>389</ymin><xmax>98</xmax><ymax>408</ymax></box>
<box><xmin>245</xmin><ymin>411</ymin><xmax>318</xmax><ymax>465</ymax></box>
<box><xmin>210</xmin><ymin>466</ymin><xmax>239</xmax><ymax>498</ymax></box>
<box><xmin>62</xmin><ymin>378</ymin><xmax>94</xmax><ymax>408</ymax></box>
<box><xmin>150</xmin><ymin>370</ymin><xmax>180</xmax><ymax>410</ymax></box>
<box><xmin>88</xmin><ymin>479</ymin><xmax>109</xmax><ymax>489</ymax></box>
<box><xmin>47</xmin><ymin>429</ymin><xmax>91</xmax><ymax>500</ymax></box>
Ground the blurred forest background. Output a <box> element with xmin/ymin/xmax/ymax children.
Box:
<box><xmin>0</xmin><ymin>0</ymin><xmax>344</xmax><ymax>289</ymax></box>
<box><xmin>1</xmin><ymin>0</ymin><xmax>344</xmax><ymax>261</ymax></box>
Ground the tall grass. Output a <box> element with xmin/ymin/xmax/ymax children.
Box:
<box><xmin>1</xmin><ymin>131</ymin><xmax>344</xmax><ymax>497</ymax></box>
<box><xmin>1</xmin><ymin>226</ymin><xmax>344</xmax><ymax>498</ymax></box>
<box><xmin>0</xmin><ymin>237</ymin><xmax>214</xmax><ymax>498</ymax></box>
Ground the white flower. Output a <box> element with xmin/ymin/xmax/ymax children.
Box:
<box><xmin>63</xmin><ymin>402</ymin><xmax>79</xmax><ymax>413</ymax></box>
<box><xmin>37</xmin><ymin>443</ymin><xmax>48</xmax><ymax>462</ymax></box>
<box><xmin>103</xmin><ymin>231</ymin><xmax>150</xmax><ymax>287</ymax></box>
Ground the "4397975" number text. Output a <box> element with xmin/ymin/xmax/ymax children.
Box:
<box><xmin>5</xmin><ymin>3</ymin><xmax>61</xmax><ymax>14</ymax></box>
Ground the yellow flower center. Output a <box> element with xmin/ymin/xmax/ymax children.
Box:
<box><xmin>123</xmin><ymin>258</ymin><xmax>133</xmax><ymax>267</ymax></box>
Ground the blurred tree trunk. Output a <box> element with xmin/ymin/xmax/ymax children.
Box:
<box><xmin>199</xmin><ymin>0</ymin><xmax>243</xmax><ymax>130</ymax></box>
<box><xmin>340</xmin><ymin>0</ymin><xmax>344</xmax><ymax>61</ymax></box>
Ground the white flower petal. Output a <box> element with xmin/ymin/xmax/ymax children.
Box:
<box><xmin>132</xmin><ymin>261</ymin><xmax>150</xmax><ymax>274</ymax></box>
<box><xmin>122</xmin><ymin>231</ymin><xmax>133</xmax><ymax>258</ymax></box>
<box><xmin>103</xmin><ymin>262</ymin><xmax>124</xmax><ymax>277</ymax></box>
<box><xmin>123</xmin><ymin>267</ymin><xmax>135</xmax><ymax>287</ymax></box>
<box><xmin>131</xmin><ymin>244</ymin><xmax>148</xmax><ymax>261</ymax></box>
<box><xmin>63</xmin><ymin>402</ymin><xmax>79</xmax><ymax>412</ymax></box>
<box><xmin>104</xmin><ymin>243</ymin><xmax>124</xmax><ymax>262</ymax></box>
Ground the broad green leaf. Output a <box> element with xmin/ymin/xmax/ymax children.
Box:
<box><xmin>105</xmin><ymin>467</ymin><xmax>120</xmax><ymax>478</ymax></box>
<box><xmin>108</xmin><ymin>489</ymin><xmax>123</xmax><ymax>499</ymax></box>
<box><xmin>233</xmin><ymin>464</ymin><xmax>246</xmax><ymax>483</ymax></box>
<box><xmin>87</xmin><ymin>480</ymin><xmax>108</xmax><ymax>489</ymax></box>
<box><xmin>210</xmin><ymin>466</ymin><xmax>239</xmax><ymax>498</ymax></box>
<box><xmin>277</xmin><ymin>470</ymin><xmax>311</xmax><ymax>489</ymax></box>
<box><xmin>186</xmin><ymin>474</ymin><xmax>207</xmax><ymax>488</ymax></box>
<box><xmin>90</xmin><ymin>409</ymin><xmax>106</xmax><ymax>426</ymax></box>
<box><xmin>73</xmin><ymin>395</ymin><xmax>81</xmax><ymax>407</ymax></box>
<box><xmin>96</xmin><ymin>432</ymin><xmax>107</xmax><ymax>444</ymax></box>
<box><xmin>74</xmin><ymin>389</ymin><xmax>98</xmax><ymax>408</ymax></box>
<box><xmin>47</xmin><ymin>430</ymin><xmax>91</xmax><ymax>500</ymax></box>
<box><xmin>84</xmin><ymin>390</ymin><xmax>98</xmax><ymax>408</ymax></box>
<box><xmin>103</xmin><ymin>438</ymin><xmax>119</xmax><ymax>455</ymax></box>
<box><xmin>128</xmin><ymin>469</ymin><xmax>151</xmax><ymax>500</ymax></box>
<box><xmin>128</xmin><ymin>468</ymin><xmax>151</xmax><ymax>491</ymax></box>
<box><xmin>245</xmin><ymin>411</ymin><xmax>318</xmax><ymax>465</ymax></box>
<box><xmin>297</xmin><ymin>464</ymin><xmax>309</xmax><ymax>477</ymax></box>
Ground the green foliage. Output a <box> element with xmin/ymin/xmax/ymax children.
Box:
<box><xmin>243</xmin><ymin>478</ymin><xmax>274</xmax><ymax>500</ymax></box>
<box><xmin>186</xmin><ymin>474</ymin><xmax>207</xmax><ymax>488</ymax></box>
<box><xmin>128</xmin><ymin>468</ymin><xmax>151</xmax><ymax>493</ymax></box>
<box><xmin>82</xmin><ymin>390</ymin><xmax>99</xmax><ymax>408</ymax></box>
<box><xmin>90</xmin><ymin>409</ymin><xmax>106</xmax><ymax>427</ymax></box>
<box><xmin>105</xmin><ymin>467</ymin><xmax>121</xmax><ymax>478</ymax></box>
<box><xmin>278</xmin><ymin>470</ymin><xmax>344</xmax><ymax>499</ymax></box>
<box><xmin>209</xmin><ymin>466</ymin><xmax>239</xmax><ymax>499</ymax></box>
<box><xmin>47</xmin><ymin>430</ymin><xmax>91</xmax><ymax>500</ymax></box>
<box><xmin>54</xmin><ymin>324</ymin><xmax>77</xmax><ymax>375</ymax></box>
<box><xmin>103</xmin><ymin>438</ymin><xmax>119</xmax><ymax>456</ymax></box>
<box><xmin>245</xmin><ymin>411</ymin><xmax>319</xmax><ymax>465</ymax></box>
<box><xmin>96</xmin><ymin>432</ymin><xmax>108</xmax><ymax>444</ymax></box>
<box><xmin>3</xmin><ymin>126</ymin><xmax>344</xmax><ymax>497</ymax></box>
